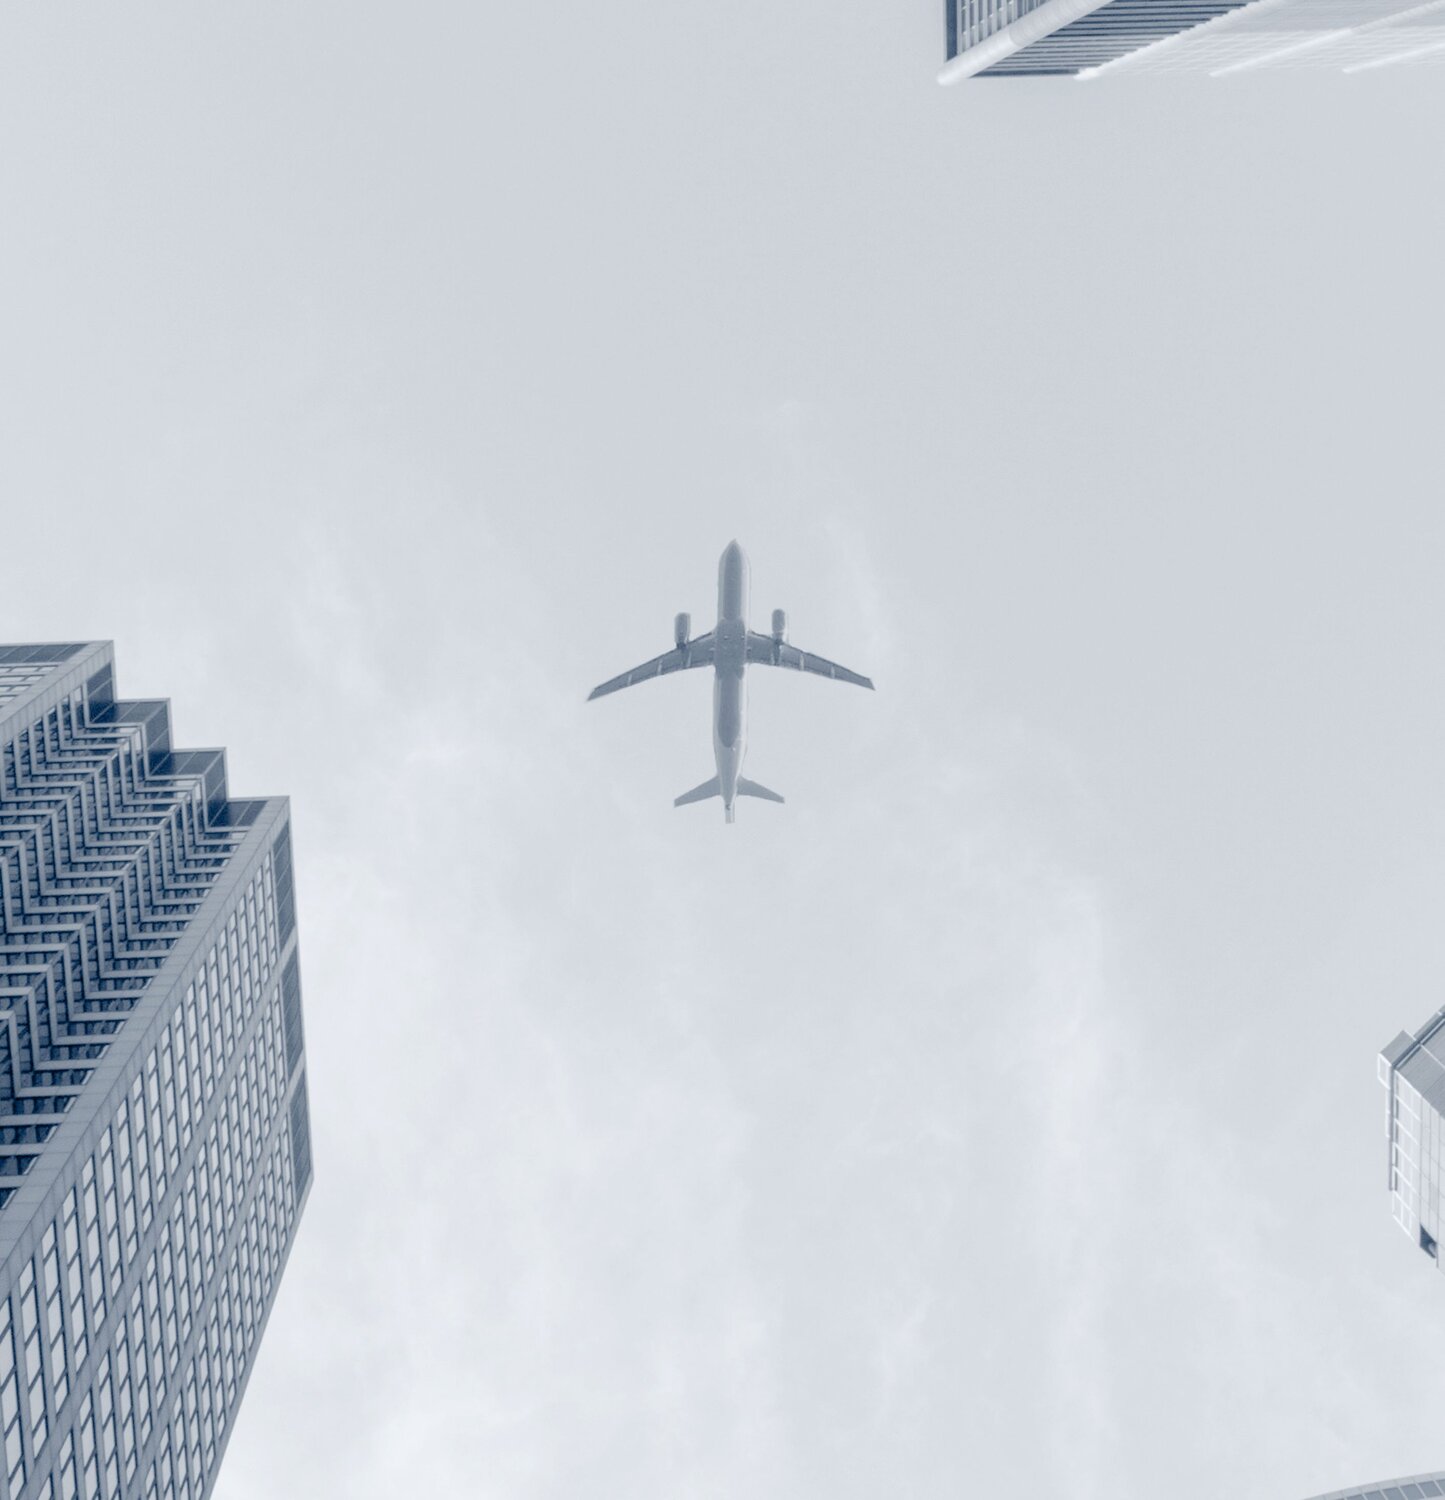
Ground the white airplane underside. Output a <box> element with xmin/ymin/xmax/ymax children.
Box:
<box><xmin>588</xmin><ymin>541</ymin><xmax>874</xmax><ymax>823</ymax></box>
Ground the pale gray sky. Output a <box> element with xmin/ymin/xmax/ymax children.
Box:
<box><xmin>3</xmin><ymin>6</ymin><xmax>1445</xmax><ymax>1498</ymax></box>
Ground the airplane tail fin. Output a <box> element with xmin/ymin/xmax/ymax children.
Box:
<box><xmin>674</xmin><ymin>776</ymin><xmax>721</xmax><ymax>808</ymax></box>
<box><xmin>737</xmin><ymin>778</ymin><xmax>784</xmax><ymax>804</ymax></box>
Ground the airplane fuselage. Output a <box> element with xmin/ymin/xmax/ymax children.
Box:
<box><xmin>713</xmin><ymin>541</ymin><xmax>749</xmax><ymax>823</ymax></box>
<box><xmin>586</xmin><ymin>538</ymin><xmax>872</xmax><ymax>821</ymax></box>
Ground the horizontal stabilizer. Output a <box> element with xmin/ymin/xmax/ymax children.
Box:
<box><xmin>674</xmin><ymin>776</ymin><xmax>721</xmax><ymax>807</ymax></box>
<box><xmin>737</xmin><ymin>778</ymin><xmax>784</xmax><ymax>804</ymax></box>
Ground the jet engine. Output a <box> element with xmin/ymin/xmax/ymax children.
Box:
<box><xmin>771</xmin><ymin>609</ymin><xmax>787</xmax><ymax>644</ymax></box>
<box><xmin>674</xmin><ymin>612</ymin><xmax>691</xmax><ymax>648</ymax></box>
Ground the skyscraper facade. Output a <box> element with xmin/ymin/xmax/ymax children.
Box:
<box><xmin>1380</xmin><ymin>1005</ymin><xmax>1445</xmax><ymax>1270</ymax></box>
<box><xmin>1301</xmin><ymin>1473</ymin><xmax>1445</xmax><ymax>1499</ymax></box>
<box><xmin>0</xmin><ymin>643</ymin><xmax>312</xmax><ymax>1500</ymax></box>
<box><xmin>941</xmin><ymin>0</ymin><xmax>1445</xmax><ymax>80</ymax></box>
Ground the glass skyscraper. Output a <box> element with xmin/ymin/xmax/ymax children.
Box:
<box><xmin>1301</xmin><ymin>1474</ymin><xmax>1445</xmax><ymax>1499</ymax></box>
<box><xmin>0</xmin><ymin>643</ymin><xmax>312</xmax><ymax>1500</ymax></box>
<box><xmin>1380</xmin><ymin>1004</ymin><xmax>1445</xmax><ymax>1271</ymax></box>
<box><xmin>941</xmin><ymin>0</ymin><xmax>1445</xmax><ymax>80</ymax></box>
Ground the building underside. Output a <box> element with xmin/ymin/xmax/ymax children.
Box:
<box><xmin>1299</xmin><ymin>1474</ymin><xmax>1445</xmax><ymax>1500</ymax></box>
<box><xmin>942</xmin><ymin>0</ymin><xmax>1445</xmax><ymax>78</ymax></box>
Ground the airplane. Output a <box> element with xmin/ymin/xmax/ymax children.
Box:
<box><xmin>588</xmin><ymin>540</ymin><xmax>874</xmax><ymax>823</ymax></box>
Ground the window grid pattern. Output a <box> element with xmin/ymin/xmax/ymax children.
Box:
<box><xmin>0</xmin><ymin>689</ymin><xmax>250</xmax><ymax>1206</ymax></box>
<box><xmin>1391</xmin><ymin>1076</ymin><xmax>1425</xmax><ymax>1230</ymax></box>
<box><xmin>951</xmin><ymin>0</ymin><xmax>1445</xmax><ymax>73</ymax></box>
<box><xmin>0</xmin><ymin>680</ymin><xmax>50</xmax><ymax>716</ymax></box>
<box><xmin>1071</xmin><ymin>0</ymin><xmax>1445</xmax><ymax>70</ymax></box>
<box><xmin>1381</xmin><ymin>1007</ymin><xmax>1445</xmax><ymax>1270</ymax></box>
<box><xmin>976</xmin><ymin>0</ymin><xmax>1258</xmax><ymax>72</ymax></box>
<box><xmin>946</xmin><ymin>0</ymin><xmax>1053</xmax><ymax>58</ymax></box>
<box><xmin>1301</xmin><ymin>1474</ymin><xmax>1445</xmax><ymax>1500</ymax></box>
<box><xmin>0</xmin><ymin>853</ymin><xmax>309</xmax><ymax>1500</ymax></box>
<box><xmin>0</xmin><ymin>653</ymin><xmax>83</xmax><ymax>713</ymax></box>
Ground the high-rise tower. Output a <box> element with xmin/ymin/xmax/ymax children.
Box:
<box><xmin>0</xmin><ymin>643</ymin><xmax>312</xmax><ymax>1500</ymax></box>
<box><xmin>941</xmin><ymin>0</ymin><xmax>1445</xmax><ymax>80</ymax></box>
<box><xmin>1301</xmin><ymin>1472</ymin><xmax>1445</xmax><ymax>1498</ymax></box>
<box><xmin>1380</xmin><ymin>1005</ymin><xmax>1445</xmax><ymax>1270</ymax></box>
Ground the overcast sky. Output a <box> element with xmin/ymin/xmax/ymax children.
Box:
<box><xmin>3</xmin><ymin>6</ymin><xmax>1445</xmax><ymax>1498</ymax></box>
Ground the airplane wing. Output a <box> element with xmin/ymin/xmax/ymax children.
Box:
<box><xmin>588</xmin><ymin>634</ymin><xmax>715</xmax><ymax>700</ymax></box>
<box><xmin>745</xmin><ymin>632</ymin><xmax>874</xmax><ymax>690</ymax></box>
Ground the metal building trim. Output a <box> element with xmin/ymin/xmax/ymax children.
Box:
<box><xmin>939</xmin><ymin>0</ymin><xmax>1110</xmax><ymax>79</ymax></box>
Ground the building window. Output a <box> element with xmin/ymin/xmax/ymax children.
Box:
<box><xmin>1421</xmin><ymin>1226</ymin><xmax>1438</xmax><ymax>1259</ymax></box>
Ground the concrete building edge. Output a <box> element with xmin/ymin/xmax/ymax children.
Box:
<box><xmin>0</xmin><ymin>646</ymin><xmax>114</xmax><ymax>748</ymax></box>
<box><xmin>3</xmin><ymin>889</ymin><xmax>312</xmax><ymax>1498</ymax></box>
<box><xmin>121</xmin><ymin>1062</ymin><xmax>313</xmax><ymax>1500</ymax></box>
<box><xmin>1299</xmin><ymin>1473</ymin><xmax>1445</xmax><ymax>1500</ymax></box>
<box><xmin>191</xmin><ymin>1173</ymin><xmax>313</xmax><ymax>1500</ymax></box>
<box><xmin>938</xmin><ymin>0</ymin><xmax>1110</xmax><ymax>80</ymax></box>
<box><xmin>0</xmin><ymin>798</ymin><xmax>292</xmax><ymax>1276</ymax></box>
